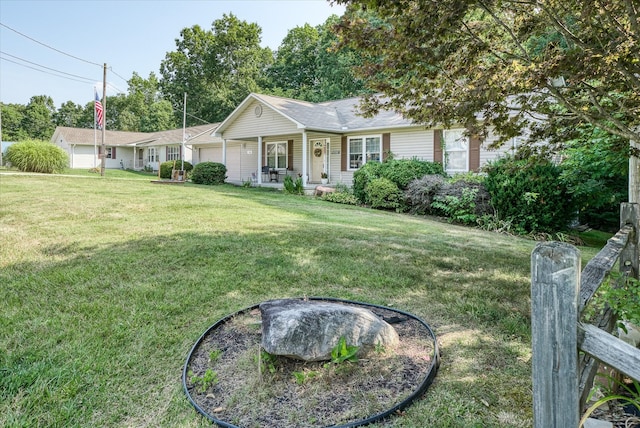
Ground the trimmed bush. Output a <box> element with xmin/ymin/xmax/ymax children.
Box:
<box><xmin>321</xmin><ymin>184</ymin><xmax>359</xmax><ymax>205</ymax></box>
<box><xmin>191</xmin><ymin>162</ymin><xmax>226</xmax><ymax>185</ymax></box>
<box><xmin>365</xmin><ymin>177</ymin><xmax>405</xmax><ymax>210</ymax></box>
<box><xmin>352</xmin><ymin>158</ymin><xmax>444</xmax><ymax>204</ymax></box>
<box><xmin>484</xmin><ymin>155</ymin><xmax>575</xmax><ymax>233</ymax></box>
<box><xmin>5</xmin><ymin>140</ymin><xmax>68</xmax><ymax>173</ymax></box>
<box><xmin>160</xmin><ymin>160</ymin><xmax>193</xmax><ymax>179</ymax></box>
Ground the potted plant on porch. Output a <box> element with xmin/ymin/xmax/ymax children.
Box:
<box><xmin>321</xmin><ymin>172</ymin><xmax>328</xmax><ymax>185</ymax></box>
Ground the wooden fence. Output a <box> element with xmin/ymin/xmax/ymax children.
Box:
<box><xmin>531</xmin><ymin>202</ymin><xmax>640</xmax><ymax>428</ymax></box>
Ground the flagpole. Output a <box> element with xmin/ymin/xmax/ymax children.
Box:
<box><xmin>182</xmin><ymin>92</ymin><xmax>186</xmax><ymax>172</ymax></box>
<box><xmin>100</xmin><ymin>63</ymin><xmax>107</xmax><ymax>177</ymax></box>
<box><xmin>93</xmin><ymin>88</ymin><xmax>97</xmax><ymax>168</ymax></box>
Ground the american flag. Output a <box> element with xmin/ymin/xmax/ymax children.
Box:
<box><xmin>95</xmin><ymin>91</ymin><xmax>104</xmax><ymax>128</ymax></box>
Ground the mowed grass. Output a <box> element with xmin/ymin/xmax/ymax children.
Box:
<box><xmin>0</xmin><ymin>172</ymin><xmax>600</xmax><ymax>427</ymax></box>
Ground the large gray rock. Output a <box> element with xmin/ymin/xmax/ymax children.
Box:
<box><xmin>260</xmin><ymin>299</ymin><xmax>399</xmax><ymax>361</ymax></box>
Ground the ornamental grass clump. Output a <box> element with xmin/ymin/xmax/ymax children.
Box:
<box><xmin>5</xmin><ymin>140</ymin><xmax>68</xmax><ymax>173</ymax></box>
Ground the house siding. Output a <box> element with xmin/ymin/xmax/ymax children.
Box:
<box><xmin>388</xmin><ymin>127</ymin><xmax>433</xmax><ymax>161</ymax></box>
<box><xmin>224</xmin><ymin>101</ymin><xmax>299</xmax><ymax>140</ymax></box>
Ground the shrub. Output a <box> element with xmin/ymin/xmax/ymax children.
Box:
<box><xmin>321</xmin><ymin>184</ymin><xmax>359</xmax><ymax>205</ymax></box>
<box><xmin>191</xmin><ymin>162</ymin><xmax>226</xmax><ymax>185</ymax></box>
<box><xmin>432</xmin><ymin>187</ymin><xmax>479</xmax><ymax>225</ymax></box>
<box><xmin>5</xmin><ymin>140</ymin><xmax>68</xmax><ymax>173</ymax></box>
<box><xmin>160</xmin><ymin>160</ymin><xmax>193</xmax><ymax>179</ymax></box>
<box><xmin>365</xmin><ymin>177</ymin><xmax>405</xmax><ymax>210</ymax></box>
<box><xmin>484</xmin><ymin>155</ymin><xmax>575</xmax><ymax>233</ymax></box>
<box><xmin>405</xmin><ymin>174</ymin><xmax>491</xmax><ymax>219</ymax></box>
<box><xmin>283</xmin><ymin>175</ymin><xmax>304</xmax><ymax>195</ymax></box>
<box><xmin>352</xmin><ymin>159</ymin><xmax>444</xmax><ymax>203</ymax></box>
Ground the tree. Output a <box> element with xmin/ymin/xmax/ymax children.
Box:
<box><xmin>54</xmin><ymin>101</ymin><xmax>84</xmax><ymax>128</ymax></box>
<box><xmin>334</xmin><ymin>0</ymin><xmax>639</xmax><ymax>199</ymax></box>
<box><xmin>266</xmin><ymin>16</ymin><xmax>367</xmax><ymax>102</ymax></box>
<box><xmin>159</xmin><ymin>14</ymin><xmax>273</xmax><ymax>124</ymax></box>
<box><xmin>21</xmin><ymin>96</ymin><xmax>56</xmax><ymax>140</ymax></box>
<box><xmin>1</xmin><ymin>103</ymin><xmax>28</xmax><ymax>141</ymax></box>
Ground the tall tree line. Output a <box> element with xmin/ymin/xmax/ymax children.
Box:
<box><xmin>1</xmin><ymin>13</ymin><xmax>365</xmax><ymax>140</ymax></box>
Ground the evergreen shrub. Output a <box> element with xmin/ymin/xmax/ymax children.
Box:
<box><xmin>5</xmin><ymin>140</ymin><xmax>68</xmax><ymax>173</ymax></box>
<box><xmin>365</xmin><ymin>177</ymin><xmax>405</xmax><ymax>210</ymax></box>
<box><xmin>160</xmin><ymin>160</ymin><xmax>193</xmax><ymax>179</ymax></box>
<box><xmin>191</xmin><ymin>162</ymin><xmax>226</xmax><ymax>185</ymax></box>
<box><xmin>484</xmin><ymin>155</ymin><xmax>575</xmax><ymax>233</ymax></box>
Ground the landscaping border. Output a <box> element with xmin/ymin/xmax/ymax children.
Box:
<box><xmin>182</xmin><ymin>297</ymin><xmax>440</xmax><ymax>427</ymax></box>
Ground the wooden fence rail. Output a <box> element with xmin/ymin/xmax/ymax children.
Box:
<box><xmin>531</xmin><ymin>202</ymin><xmax>640</xmax><ymax>428</ymax></box>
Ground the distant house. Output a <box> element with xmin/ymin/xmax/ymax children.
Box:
<box><xmin>195</xmin><ymin>93</ymin><xmax>520</xmax><ymax>187</ymax></box>
<box><xmin>51</xmin><ymin>124</ymin><xmax>219</xmax><ymax>171</ymax></box>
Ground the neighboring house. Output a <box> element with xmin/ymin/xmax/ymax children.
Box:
<box><xmin>200</xmin><ymin>93</ymin><xmax>520</xmax><ymax>187</ymax></box>
<box><xmin>51</xmin><ymin>124</ymin><xmax>219</xmax><ymax>171</ymax></box>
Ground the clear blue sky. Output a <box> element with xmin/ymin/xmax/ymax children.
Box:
<box><xmin>0</xmin><ymin>0</ymin><xmax>346</xmax><ymax>107</ymax></box>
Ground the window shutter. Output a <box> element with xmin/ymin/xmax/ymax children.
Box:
<box><xmin>179</xmin><ymin>145</ymin><xmax>182</xmax><ymax>160</ymax></box>
<box><xmin>434</xmin><ymin>130</ymin><xmax>443</xmax><ymax>165</ymax></box>
<box><xmin>287</xmin><ymin>139</ymin><xmax>293</xmax><ymax>170</ymax></box>
<box><xmin>468</xmin><ymin>132</ymin><xmax>481</xmax><ymax>172</ymax></box>
<box><xmin>341</xmin><ymin>136</ymin><xmax>347</xmax><ymax>171</ymax></box>
<box><xmin>382</xmin><ymin>133</ymin><xmax>390</xmax><ymax>161</ymax></box>
<box><xmin>166</xmin><ymin>146</ymin><xmax>169</xmax><ymax>160</ymax></box>
<box><xmin>112</xmin><ymin>147</ymin><xmax>116</xmax><ymax>159</ymax></box>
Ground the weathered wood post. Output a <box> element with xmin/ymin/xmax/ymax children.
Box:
<box><xmin>620</xmin><ymin>202</ymin><xmax>639</xmax><ymax>279</ymax></box>
<box><xmin>531</xmin><ymin>242</ymin><xmax>581</xmax><ymax>428</ymax></box>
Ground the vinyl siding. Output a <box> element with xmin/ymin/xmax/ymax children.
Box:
<box><xmin>388</xmin><ymin>128</ymin><xmax>433</xmax><ymax>161</ymax></box>
<box><xmin>223</xmin><ymin>101</ymin><xmax>299</xmax><ymax>140</ymax></box>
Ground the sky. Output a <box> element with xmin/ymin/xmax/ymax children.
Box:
<box><xmin>0</xmin><ymin>0</ymin><xmax>346</xmax><ymax>108</ymax></box>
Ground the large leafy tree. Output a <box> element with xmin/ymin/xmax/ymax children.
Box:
<box><xmin>159</xmin><ymin>13</ymin><xmax>273</xmax><ymax>124</ymax></box>
<box><xmin>334</xmin><ymin>0</ymin><xmax>639</xmax><ymax>199</ymax></box>
<box><xmin>21</xmin><ymin>96</ymin><xmax>56</xmax><ymax>140</ymax></box>
<box><xmin>267</xmin><ymin>16</ymin><xmax>367</xmax><ymax>102</ymax></box>
<box><xmin>1</xmin><ymin>103</ymin><xmax>28</xmax><ymax>141</ymax></box>
<box><xmin>54</xmin><ymin>101</ymin><xmax>85</xmax><ymax>128</ymax></box>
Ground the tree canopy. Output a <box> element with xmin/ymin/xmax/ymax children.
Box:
<box><xmin>334</xmin><ymin>0</ymin><xmax>640</xmax><ymax>157</ymax></box>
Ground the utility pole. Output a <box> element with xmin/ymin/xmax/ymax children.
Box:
<box><xmin>100</xmin><ymin>63</ymin><xmax>107</xmax><ymax>177</ymax></box>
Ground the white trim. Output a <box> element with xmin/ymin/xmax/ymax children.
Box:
<box><xmin>346</xmin><ymin>134</ymin><xmax>382</xmax><ymax>171</ymax></box>
<box><xmin>443</xmin><ymin>129</ymin><xmax>469</xmax><ymax>174</ymax></box>
<box><xmin>265</xmin><ymin>140</ymin><xmax>288</xmax><ymax>170</ymax></box>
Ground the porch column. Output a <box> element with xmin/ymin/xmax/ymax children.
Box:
<box><xmin>302</xmin><ymin>131</ymin><xmax>308</xmax><ymax>186</ymax></box>
<box><xmin>222</xmin><ymin>139</ymin><xmax>227</xmax><ymax>166</ymax></box>
<box><xmin>257</xmin><ymin>136</ymin><xmax>263</xmax><ymax>184</ymax></box>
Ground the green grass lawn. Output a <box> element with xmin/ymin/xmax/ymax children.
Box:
<box><xmin>0</xmin><ymin>172</ymin><xmax>601</xmax><ymax>427</ymax></box>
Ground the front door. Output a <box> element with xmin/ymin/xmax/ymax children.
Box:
<box><xmin>310</xmin><ymin>139</ymin><xmax>328</xmax><ymax>182</ymax></box>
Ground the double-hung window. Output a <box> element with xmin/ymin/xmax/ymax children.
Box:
<box><xmin>167</xmin><ymin>146</ymin><xmax>180</xmax><ymax>161</ymax></box>
<box><xmin>443</xmin><ymin>129</ymin><xmax>468</xmax><ymax>174</ymax></box>
<box><xmin>348</xmin><ymin>135</ymin><xmax>381</xmax><ymax>170</ymax></box>
<box><xmin>147</xmin><ymin>147</ymin><xmax>158</xmax><ymax>163</ymax></box>
<box><xmin>266</xmin><ymin>142</ymin><xmax>287</xmax><ymax>169</ymax></box>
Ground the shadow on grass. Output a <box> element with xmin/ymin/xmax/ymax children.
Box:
<box><xmin>2</xmin><ymin>204</ymin><xmax>535</xmax><ymax>427</ymax></box>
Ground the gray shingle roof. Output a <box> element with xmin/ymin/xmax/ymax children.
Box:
<box><xmin>51</xmin><ymin>124</ymin><xmax>220</xmax><ymax>147</ymax></box>
<box><xmin>251</xmin><ymin>93</ymin><xmax>413</xmax><ymax>132</ymax></box>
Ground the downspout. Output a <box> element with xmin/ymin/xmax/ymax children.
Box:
<box><xmin>257</xmin><ymin>136</ymin><xmax>263</xmax><ymax>184</ymax></box>
<box><xmin>302</xmin><ymin>131</ymin><xmax>308</xmax><ymax>186</ymax></box>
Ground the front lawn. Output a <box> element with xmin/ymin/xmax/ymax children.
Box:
<box><xmin>0</xmin><ymin>173</ymin><xmax>600</xmax><ymax>427</ymax></box>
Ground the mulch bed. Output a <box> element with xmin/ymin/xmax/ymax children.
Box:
<box><xmin>184</xmin><ymin>300</ymin><xmax>439</xmax><ymax>428</ymax></box>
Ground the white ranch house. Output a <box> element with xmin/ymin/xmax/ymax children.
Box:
<box><xmin>54</xmin><ymin>93</ymin><xmax>521</xmax><ymax>187</ymax></box>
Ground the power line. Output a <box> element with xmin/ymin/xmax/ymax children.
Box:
<box><xmin>0</xmin><ymin>22</ymin><xmax>103</xmax><ymax>67</ymax></box>
<box><xmin>0</xmin><ymin>50</ymin><xmax>96</xmax><ymax>83</ymax></box>
<box><xmin>0</xmin><ymin>56</ymin><xmax>95</xmax><ymax>85</ymax></box>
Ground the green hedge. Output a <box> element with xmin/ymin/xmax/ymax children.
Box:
<box><xmin>484</xmin><ymin>155</ymin><xmax>575</xmax><ymax>233</ymax></box>
<box><xmin>191</xmin><ymin>162</ymin><xmax>226</xmax><ymax>185</ymax></box>
<box><xmin>353</xmin><ymin>158</ymin><xmax>444</xmax><ymax>203</ymax></box>
<box><xmin>5</xmin><ymin>140</ymin><xmax>68</xmax><ymax>173</ymax></box>
<box><xmin>160</xmin><ymin>161</ymin><xmax>193</xmax><ymax>179</ymax></box>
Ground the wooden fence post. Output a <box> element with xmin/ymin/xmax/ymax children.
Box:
<box><xmin>531</xmin><ymin>242</ymin><xmax>581</xmax><ymax>428</ymax></box>
<box><xmin>620</xmin><ymin>202</ymin><xmax>639</xmax><ymax>279</ymax></box>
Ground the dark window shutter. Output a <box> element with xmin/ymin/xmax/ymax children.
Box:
<box><xmin>382</xmin><ymin>133</ymin><xmax>390</xmax><ymax>161</ymax></box>
<box><xmin>468</xmin><ymin>132</ymin><xmax>481</xmax><ymax>172</ymax></box>
<box><xmin>112</xmin><ymin>147</ymin><xmax>116</xmax><ymax>159</ymax></box>
<box><xmin>434</xmin><ymin>130</ymin><xmax>443</xmax><ymax>165</ymax></box>
<box><xmin>179</xmin><ymin>145</ymin><xmax>182</xmax><ymax>160</ymax></box>
<box><xmin>341</xmin><ymin>136</ymin><xmax>347</xmax><ymax>171</ymax></box>
<box><xmin>166</xmin><ymin>146</ymin><xmax>168</xmax><ymax>160</ymax></box>
<box><xmin>287</xmin><ymin>139</ymin><xmax>293</xmax><ymax>170</ymax></box>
